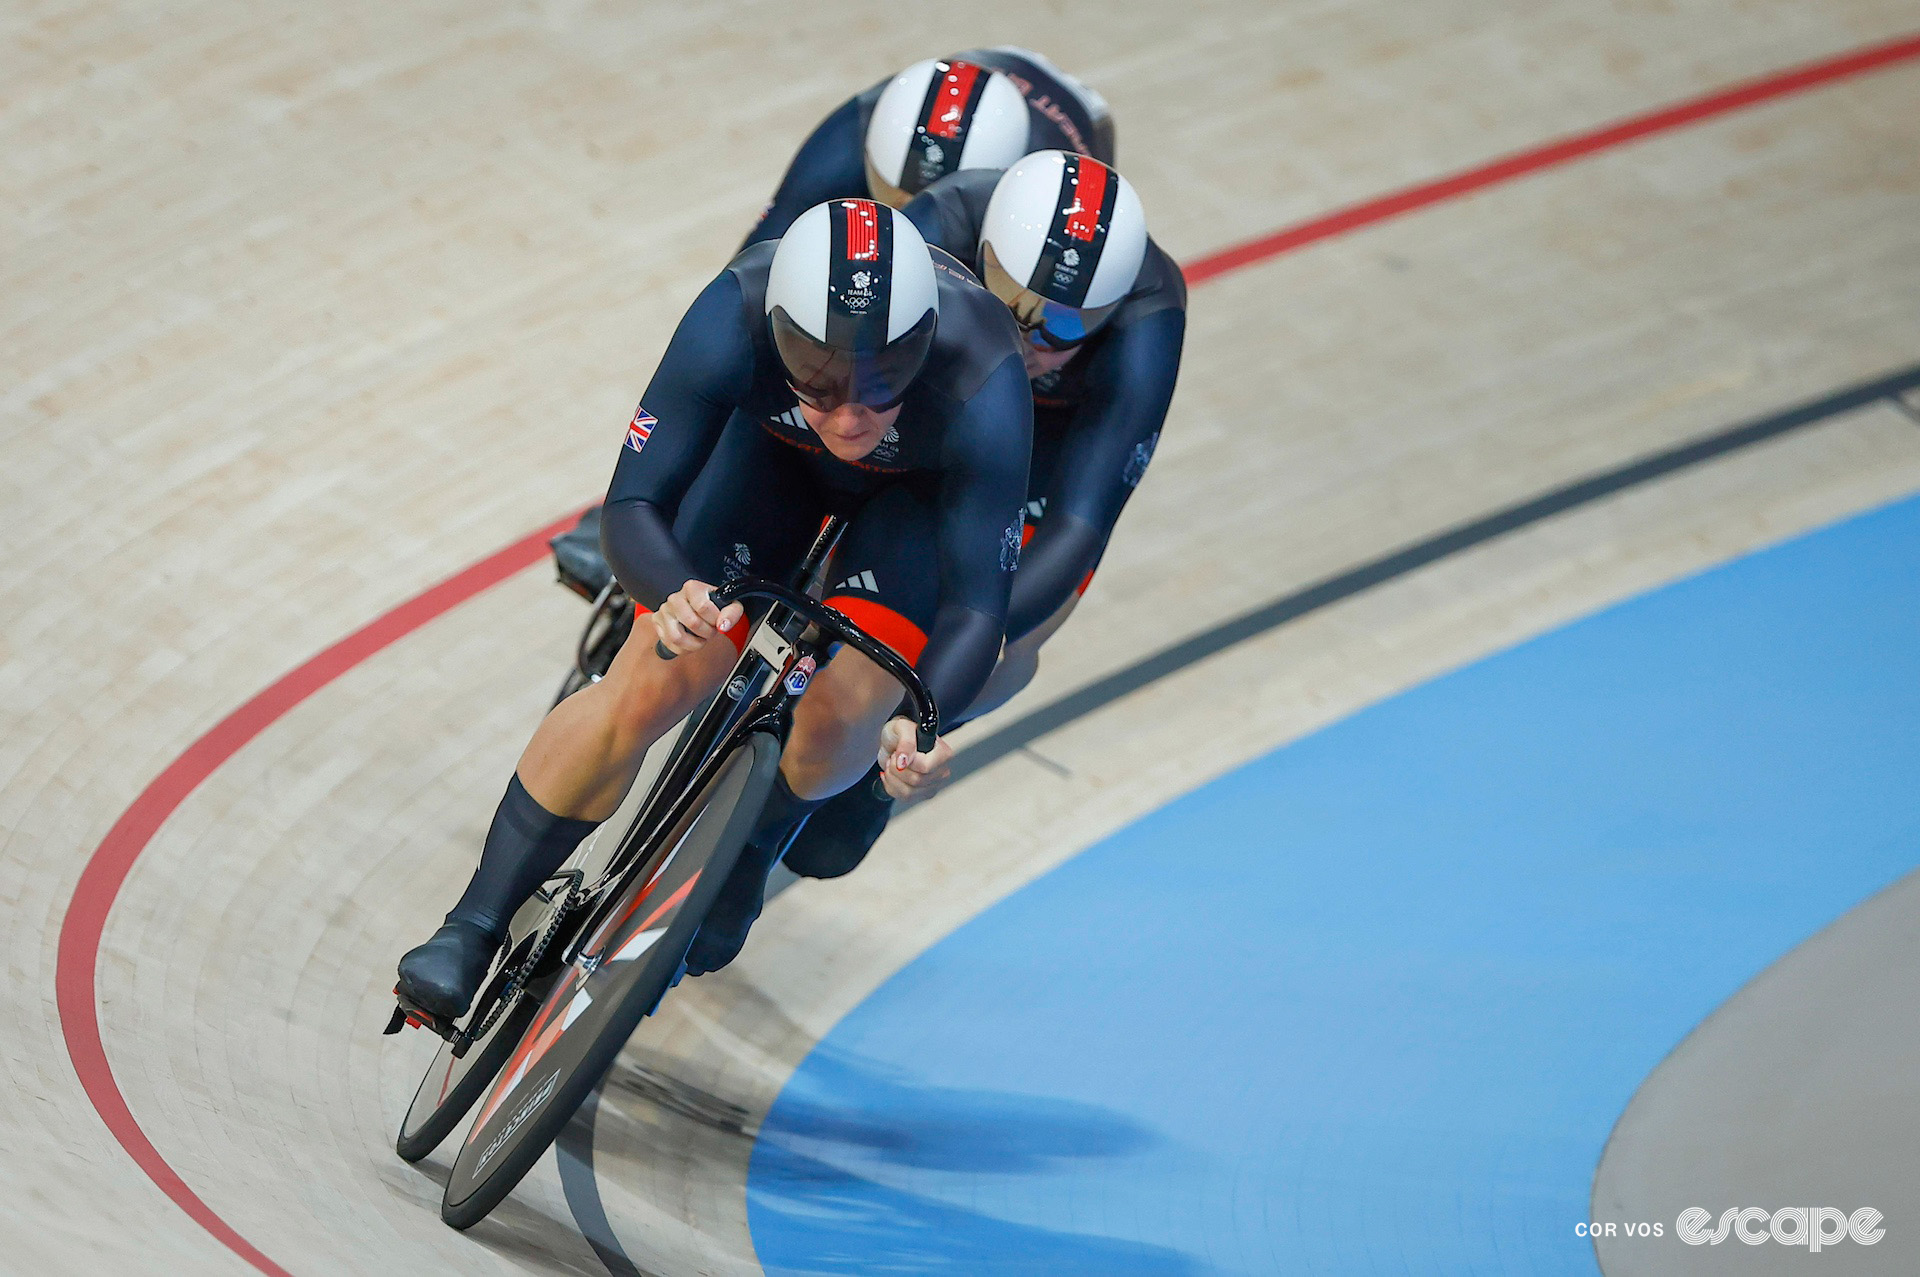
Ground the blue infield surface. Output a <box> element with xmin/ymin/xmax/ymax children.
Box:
<box><xmin>747</xmin><ymin>492</ymin><xmax>1920</xmax><ymax>1275</ymax></box>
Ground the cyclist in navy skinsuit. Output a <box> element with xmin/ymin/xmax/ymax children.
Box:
<box><xmin>395</xmin><ymin>200</ymin><xmax>1032</xmax><ymax>1014</ymax></box>
<box><xmin>746</xmin><ymin>47</ymin><xmax>1117</xmax><ymax>247</ymax></box>
<box><xmin>782</xmin><ymin>151</ymin><xmax>1186</xmax><ymax>879</ymax></box>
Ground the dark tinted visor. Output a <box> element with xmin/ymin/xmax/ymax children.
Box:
<box><xmin>770</xmin><ymin>305</ymin><xmax>937</xmax><ymax>410</ymax></box>
<box><xmin>981</xmin><ymin>241</ymin><xmax>1122</xmax><ymax>351</ymax></box>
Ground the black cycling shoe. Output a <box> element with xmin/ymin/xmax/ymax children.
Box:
<box><xmin>780</xmin><ymin>764</ymin><xmax>894</xmax><ymax>880</ymax></box>
<box><xmin>684</xmin><ymin>837</ymin><xmax>784</xmax><ymax>976</ymax></box>
<box><xmin>396</xmin><ymin>920</ymin><xmax>501</xmax><ymax>1021</ymax></box>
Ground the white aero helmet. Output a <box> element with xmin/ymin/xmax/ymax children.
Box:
<box><xmin>864</xmin><ymin>59</ymin><xmax>1029</xmax><ymax>209</ymax></box>
<box><xmin>980</xmin><ymin>151</ymin><xmax>1147</xmax><ymax>349</ymax></box>
<box><xmin>767</xmin><ymin>199</ymin><xmax>939</xmax><ymax>410</ymax></box>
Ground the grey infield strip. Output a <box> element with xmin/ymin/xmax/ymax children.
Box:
<box><xmin>559</xmin><ymin>358</ymin><xmax>1920</xmax><ymax>1274</ymax></box>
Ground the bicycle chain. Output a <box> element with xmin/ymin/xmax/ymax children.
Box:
<box><xmin>454</xmin><ymin>870</ymin><xmax>587</xmax><ymax>1055</ymax></box>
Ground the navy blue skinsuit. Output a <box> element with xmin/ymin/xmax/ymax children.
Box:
<box><xmin>901</xmin><ymin>167</ymin><xmax>1187</xmax><ymax>641</ymax></box>
<box><xmin>744</xmin><ymin>47</ymin><xmax>1117</xmax><ymax>249</ymax></box>
<box><xmin>600</xmin><ymin>240</ymin><xmax>1032</xmax><ymax>718</ymax></box>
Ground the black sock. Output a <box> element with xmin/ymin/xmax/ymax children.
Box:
<box><xmin>781</xmin><ymin>762</ymin><xmax>895</xmax><ymax>879</ymax></box>
<box><xmin>750</xmin><ymin>770</ymin><xmax>828</xmax><ymax>856</ymax></box>
<box><xmin>685</xmin><ymin>773</ymin><xmax>826</xmax><ymax>973</ymax></box>
<box><xmin>446</xmin><ymin>774</ymin><xmax>600</xmax><ymax>940</ymax></box>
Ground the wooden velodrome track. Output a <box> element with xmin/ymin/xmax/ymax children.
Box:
<box><xmin>7</xmin><ymin>1</ymin><xmax>1920</xmax><ymax>1272</ymax></box>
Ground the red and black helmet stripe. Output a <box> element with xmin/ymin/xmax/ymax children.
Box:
<box><xmin>904</xmin><ymin>60</ymin><xmax>991</xmax><ymax>193</ymax></box>
<box><xmin>1028</xmin><ymin>154</ymin><xmax>1120</xmax><ymax>307</ymax></box>
<box><xmin>824</xmin><ymin>198</ymin><xmax>893</xmax><ymax>349</ymax></box>
<box><xmin>1062</xmin><ymin>157</ymin><xmax>1109</xmax><ymax>243</ymax></box>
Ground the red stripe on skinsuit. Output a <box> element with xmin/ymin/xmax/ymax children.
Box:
<box><xmin>58</xmin><ymin>36</ymin><xmax>1920</xmax><ymax>1274</ymax></box>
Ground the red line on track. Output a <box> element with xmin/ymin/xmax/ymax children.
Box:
<box><xmin>53</xmin><ymin>512</ymin><xmax>583</xmax><ymax>1276</ymax></box>
<box><xmin>51</xmin><ymin>33</ymin><xmax>1920</xmax><ymax>1276</ymax></box>
<box><xmin>1183</xmin><ymin>31</ymin><xmax>1920</xmax><ymax>285</ymax></box>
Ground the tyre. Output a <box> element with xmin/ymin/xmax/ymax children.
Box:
<box><xmin>438</xmin><ymin>732</ymin><xmax>781</xmax><ymax>1229</ymax></box>
<box><xmin>397</xmin><ymin>709</ymin><xmax>682</xmax><ymax>1162</ymax></box>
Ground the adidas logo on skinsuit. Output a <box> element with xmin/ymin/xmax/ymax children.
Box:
<box><xmin>835</xmin><ymin>569</ymin><xmax>879</xmax><ymax>594</ymax></box>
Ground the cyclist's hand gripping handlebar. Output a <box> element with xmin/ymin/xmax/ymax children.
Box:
<box><xmin>654</xmin><ymin>577</ymin><xmax>939</xmax><ymax>754</ymax></box>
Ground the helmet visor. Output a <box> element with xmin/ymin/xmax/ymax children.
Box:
<box><xmin>771</xmin><ymin>306</ymin><xmax>937</xmax><ymax>411</ymax></box>
<box><xmin>981</xmin><ymin>241</ymin><xmax>1122</xmax><ymax>351</ymax></box>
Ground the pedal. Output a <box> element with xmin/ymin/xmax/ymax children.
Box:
<box><xmin>388</xmin><ymin>985</ymin><xmax>460</xmax><ymax>1045</ymax></box>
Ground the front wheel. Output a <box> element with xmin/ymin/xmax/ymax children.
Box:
<box><xmin>439</xmin><ymin>732</ymin><xmax>781</xmax><ymax>1229</ymax></box>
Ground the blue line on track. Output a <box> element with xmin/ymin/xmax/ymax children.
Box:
<box><xmin>745</xmin><ymin>493</ymin><xmax>1920</xmax><ymax>1274</ymax></box>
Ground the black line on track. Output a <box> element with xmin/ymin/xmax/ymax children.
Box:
<box><xmin>561</xmin><ymin>359</ymin><xmax>1920</xmax><ymax>1273</ymax></box>
<box><xmin>555</xmin><ymin>1084</ymin><xmax>654</xmax><ymax>1277</ymax></box>
<box><xmin>946</xmin><ymin>360</ymin><xmax>1920</xmax><ymax>784</ymax></box>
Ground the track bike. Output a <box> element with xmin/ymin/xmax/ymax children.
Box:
<box><xmin>385</xmin><ymin>514</ymin><xmax>939</xmax><ymax>1228</ymax></box>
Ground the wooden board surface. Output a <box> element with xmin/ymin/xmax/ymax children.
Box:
<box><xmin>5</xmin><ymin>1</ymin><xmax>1919</xmax><ymax>1272</ymax></box>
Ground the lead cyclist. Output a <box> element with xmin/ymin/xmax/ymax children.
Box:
<box><xmin>394</xmin><ymin>199</ymin><xmax>1032</xmax><ymax>1015</ymax></box>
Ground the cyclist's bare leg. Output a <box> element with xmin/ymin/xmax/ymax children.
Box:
<box><xmin>517</xmin><ymin>624</ymin><xmax>735</xmax><ymax>820</ymax></box>
<box><xmin>680</xmin><ymin>645</ymin><xmax>905</xmax><ymax>976</ymax></box>
<box><xmin>788</xmin><ymin>592</ymin><xmax>1079</xmax><ymax>815</ymax></box>
<box><xmin>775</xmin><ymin>598</ymin><xmax>1087</xmax><ymax>887</ymax></box>
<box><xmin>778</xmin><ymin>595</ymin><xmax>1081</xmax><ymax>808</ymax></box>
<box><xmin>396</xmin><ymin>610</ymin><xmax>734</xmax><ymax>1018</ymax></box>
<box><xmin>780</xmin><ymin>648</ymin><xmax>903</xmax><ymax>800</ymax></box>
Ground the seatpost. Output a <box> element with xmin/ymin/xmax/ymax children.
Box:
<box><xmin>793</xmin><ymin>514</ymin><xmax>849</xmax><ymax>590</ymax></box>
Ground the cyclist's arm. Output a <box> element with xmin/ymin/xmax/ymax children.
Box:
<box><xmin>600</xmin><ymin>272</ymin><xmax>754</xmax><ymax>608</ymax></box>
<box><xmin>1007</xmin><ymin>305</ymin><xmax>1185</xmax><ymax>638</ymax></box>
<box><xmin>916</xmin><ymin>355</ymin><xmax>1034</xmax><ymax>717</ymax></box>
<box><xmin>741</xmin><ymin>94</ymin><xmax>870</xmax><ymax>249</ymax></box>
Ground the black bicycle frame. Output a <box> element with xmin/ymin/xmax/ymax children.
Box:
<box><xmin>560</xmin><ymin>514</ymin><xmax>939</xmax><ymax>963</ymax></box>
<box><xmin>403</xmin><ymin>513</ymin><xmax>941</xmax><ymax>1055</ymax></box>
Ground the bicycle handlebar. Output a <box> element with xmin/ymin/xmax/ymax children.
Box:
<box><xmin>652</xmin><ymin>577</ymin><xmax>939</xmax><ymax>754</ymax></box>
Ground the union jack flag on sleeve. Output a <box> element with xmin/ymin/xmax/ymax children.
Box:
<box><xmin>625</xmin><ymin>404</ymin><xmax>656</xmax><ymax>453</ymax></box>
